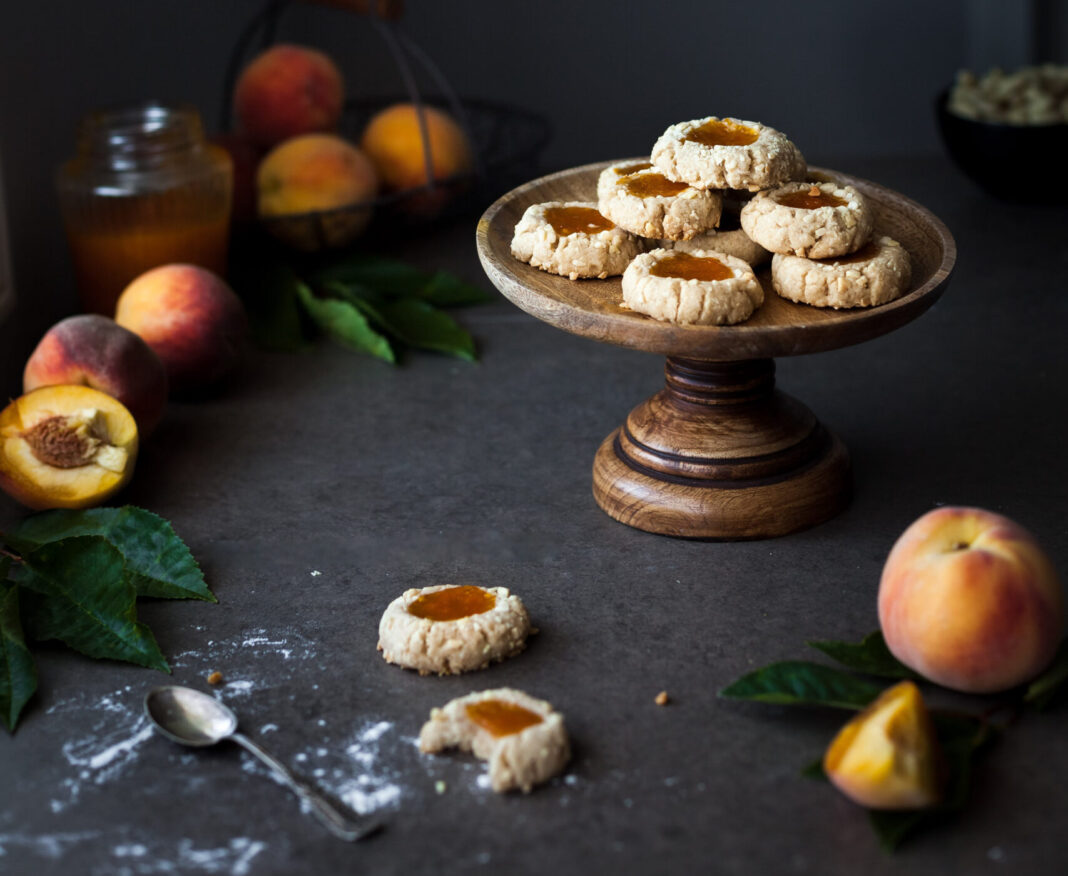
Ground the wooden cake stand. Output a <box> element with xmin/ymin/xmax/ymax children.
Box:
<box><xmin>476</xmin><ymin>162</ymin><xmax>956</xmax><ymax>539</ymax></box>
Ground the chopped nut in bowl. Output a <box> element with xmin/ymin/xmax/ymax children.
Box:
<box><xmin>936</xmin><ymin>65</ymin><xmax>1068</xmax><ymax>202</ymax></box>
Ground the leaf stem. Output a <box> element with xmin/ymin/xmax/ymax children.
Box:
<box><xmin>0</xmin><ymin>545</ymin><xmax>23</xmax><ymax>563</ymax></box>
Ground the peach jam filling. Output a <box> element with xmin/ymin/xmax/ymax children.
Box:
<box><xmin>777</xmin><ymin>185</ymin><xmax>847</xmax><ymax>210</ymax></box>
<box><xmin>408</xmin><ymin>585</ymin><xmax>496</xmax><ymax>621</ymax></box>
<box><xmin>650</xmin><ymin>251</ymin><xmax>734</xmax><ymax>282</ymax></box>
<box><xmin>621</xmin><ymin>172</ymin><xmax>689</xmax><ymax>198</ymax></box>
<box><xmin>613</xmin><ymin>161</ymin><xmax>652</xmax><ymax>176</ymax></box>
<box><xmin>544</xmin><ymin>205</ymin><xmax>614</xmax><ymax>236</ymax></box>
<box><xmin>465</xmin><ymin>700</ymin><xmax>544</xmax><ymax>737</ymax></box>
<box><xmin>684</xmin><ymin>118</ymin><xmax>759</xmax><ymax>147</ymax></box>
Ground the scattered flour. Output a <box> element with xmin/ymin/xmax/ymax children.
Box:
<box><xmin>8</xmin><ymin>625</ymin><xmax>346</xmax><ymax>874</ymax></box>
<box><xmin>0</xmin><ymin>831</ymin><xmax>101</xmax><ymax>859</ymax></box>
<box><xmin>241</xmin><ymin>717</ymin><xmax>406</xmax><ymax>818</ymax></box>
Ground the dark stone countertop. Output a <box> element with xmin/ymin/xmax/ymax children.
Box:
<box><xmin>1</xmin><ymin>155</ymin><xmax>1066</xmax><ymax>875</ymax></box>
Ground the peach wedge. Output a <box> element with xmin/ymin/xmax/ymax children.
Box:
<box><xmin>823</xmin><ymin>680</ymin><xmax>943</xmax><ymax>810</ymax></box>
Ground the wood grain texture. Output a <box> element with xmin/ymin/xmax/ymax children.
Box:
<box><xmin>475</xmin><ymin>162</ymin><xmax>955</xmax><ymax>539</ymax></box>
<box><xmin>475</xmin><ymin>161</ymin><xmax>956</xmax><ymax>360</ymax></box>
<box><xmin>591</xmin><ymin>358</ymin><xmax>852</xmax><ymax>539</ymax></box>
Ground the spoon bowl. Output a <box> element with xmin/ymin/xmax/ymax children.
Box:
<box><xmin>145</xmin><ymin>685</ymin><xmax>238</xmax><ymax>746</ymax></box>
<box><xmin>144</xmin><ymin>685</ymin><xmax>381</xmax><ymax>842</ymax></box>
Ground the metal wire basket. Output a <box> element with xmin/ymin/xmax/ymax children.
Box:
<box><xmin>223</xmin><ymin>0</ymin><xmax>551</xmax><ymax>250</ymax></box>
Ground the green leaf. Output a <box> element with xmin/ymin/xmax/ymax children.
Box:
<box><xmin>13</xmin><ymin>536</ymin><xmax>169</xmax><ymax>672</ymax></box>
<box><xmin>868</xmin><ymin>809</ymin><xmax>928</xmax><ymax>853</ymax></box>
<box><xmin>355</xmin><ymin>296</ymin><xmax>477</xmax><ymax>361</ymax></box>
<box><xmin>229</xmin><ymin>249</ymin><xmax>313</xmax><ymax>352</ymax></box>
<box><xmin>296</xmin><ymin>282</ymin><xmax>395</xmax><ymax>363</ymax></box>
<box><xmin>311</xmin><ymin>254</ymin><xmax>492</xmax><ymax>307</ymax></box>
<box><xmin>1024</xmin><ymin>638</ymin><xmax>1068</xmax><ymax>710</ymax></box>
<box><xmin>11</xmin><ymin>506</ymin><xmax>213</xmax><ymax>602</ymax></box>
<box><xmin>808</xmin><ymin>631</ymin><xmax>920</xmax><ymax>680</ymax></box>
<box><xmin>418</xmin><ymin>270</ymin><xmax>494</xmax><ymax>307</ymax></box>
<box><xmin>934</xmin><ymin>713</ymin><xmax>993</xmax><ymax>811</ymax></box>
<box><xmin>311</xmin><ymin>254</ymin><xmax>430</xmax><ymax>297</ymax></box>
<box><xmin>719</xmin><ymin>660</ymin><xmax>884</xmax><ymax>710</ymax></box>
<box><xmin>800</xmin><ymin>758</ymin><xmax>826</xmax><ymax>781</ymax></box>
<box><xmin>0</xmin><ymin>584</ymin><xmax>37</xmax><ymax>732</ymax></box>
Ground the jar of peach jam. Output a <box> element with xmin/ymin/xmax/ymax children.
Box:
<box><xmin>56</xmin><ymin>103</ymin><xmax>232</xmax><ymax>314</ymax></box>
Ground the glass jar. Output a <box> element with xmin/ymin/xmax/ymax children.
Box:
<box><xmin>56</xmin><ymin>103</ymin><xmax>232</xmax><ymax>314</ymax></box>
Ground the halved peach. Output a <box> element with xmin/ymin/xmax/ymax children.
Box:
<box><xmin>823</xmin><ymin>680</ymin><xmax>943</xmax><ymax>810</ymax></box>
<box><xmin>0</xmin><ymin>385</ymin><xmax>138</xmax><ymax>510</ymax></box>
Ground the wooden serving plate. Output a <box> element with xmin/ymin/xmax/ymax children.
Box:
<box><xmin>476</xmin><ymin>161</ymin><xmax>956</xmax><ymax>538</ymax></box>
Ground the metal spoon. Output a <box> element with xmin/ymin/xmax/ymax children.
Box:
<box><xmin>144</xmin><ymin>685</ymin><xmax>380</xmax><ymax>842</ymax></box>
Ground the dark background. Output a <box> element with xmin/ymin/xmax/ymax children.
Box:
<box><xmin>1</xmin><ymin>4</ymin><xmax>1068</xmax><ymax>874</ymax></box>
<box><xmin>0</xmin><ymin>0</ymin><xmax>1065</xmax><ymax>360</ymax></box>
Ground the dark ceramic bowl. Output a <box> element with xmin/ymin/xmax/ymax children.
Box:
<box><xmin>935</xmin><ymin>90</ymin><xmax>1068</xmax><ymax>202</ymax></box>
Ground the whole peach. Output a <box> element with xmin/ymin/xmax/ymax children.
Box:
<box><xmin>359</xmin><ymin>103</ymin><xmax>473</xmax><ymax>216</ymax></box>
<box><xmin>878</xmin><ymin>506</ymin><xmax>1063</xmax><ymax>693</ymax></box>
<box><xmin>115</xmin><ymin>264</ymin><xmax>247</xmax><ymax>396</ymax></box>
<box><xmin>257</xmin><ymin>133</ymin><xmax>378</xmax><ymax>249</ymax></box>
<box><xmin>23</xmin><ymin>314</ymin><xmax>168</xmax><ymax>437</ymax></box>
<box><xmin>234</xmin><ymin>44</ymin><xmax>344</xmax><ymax>148</ymax></box>
<box><xmin>257</xmin><ymin>133</ymin><xmax>378</xmax><ymax>216</ymax></box>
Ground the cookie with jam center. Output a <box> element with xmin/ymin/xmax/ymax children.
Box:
<box><xmin>652</xmin><ymin>116</ymin><xmax>806</xmax><ymax>192</ymax></box>
<box><xmin>597</xmin><ymin>162</ymin><xmax>722</xmax><ymax>241</ymax></box>
<box><xmin>622</xmin><ymin>247</ymin><xmax>764</xmax><ymax>325</ymax></box>
<box><xmin>378</xmin><ymin>584</ymin><xmax>533</xmax><ymax>675</ymax></box>
<box><xmin>740</xmin><ymin>181</ymin><xmax>874</xmax><ymax>259</ymax></box>
<box><xmin>419</xmin><ymin>688</ymin><xmax>570</xmax><ymax>793</ymax></box>
<box><xmin>510</xmin><ymin>201</ymin><xmax>642</xmax><ymax>280</ymax></box>
<box><xmin>771</xmin><ymin>235</ymin><xmax>912</xmax><ymax>309</ymax></box>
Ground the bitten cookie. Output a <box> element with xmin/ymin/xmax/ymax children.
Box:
<box><xmin>597</xmin><ymin>163</ymin><xmax>722</xmax><ymax>241</ymax></box>
<box><xmin>378</xmin><ymin>584</ymin><xmax>532</xmax><ymax>675</ymax></box>
<box><xmin>510</xmin><ymin>201</ymin><xmax>642</xmax><ymax>280</ymax></box>
<box><xmin>622</xmin><ymin>248</ymin><xmax>764</xmax><ymax>325</ymax></box>
<box><xmin>665</xmin><ymin>204</ymin><xmax>770</xmax><ymax>266</ymax></box>
<box><xmin>652</xmin><ymin>116</ymin><xmax>806</xmax><ymax>192</ymax></box>
<box><xmin>771</xmin><ymin>236</ymin><xmax>912</xmax><ymax>309</ymax></box>
<box><xmin>419</xmin><ymin>688</ymin><xmax>570</xmax><ymax>793</ymax></box>
<box><xmin>740</xmin><ymin>181</ymin><xmax>874</xmax><ymax>259</ymax></box>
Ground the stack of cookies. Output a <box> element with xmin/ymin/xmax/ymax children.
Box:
<box><xmin>510</xmin><ymin>115</ymin><xmax>912</xmax><ymax>324</ymax></box>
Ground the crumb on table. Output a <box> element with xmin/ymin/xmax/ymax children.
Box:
<box><xmin>655</xmin><ymin>691</ymin><xmax>670</xmax><ymax>706</ymax></box>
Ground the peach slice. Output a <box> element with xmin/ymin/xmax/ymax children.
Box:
<box><xmin>823</xmin><ymin>680</ymin><xmax>943</xmax><ymax>810</ymax></box>
<box><xmin>0</xmin><ymin>385</ymin><xmax>138</xmax><ymax>510</ymax></box>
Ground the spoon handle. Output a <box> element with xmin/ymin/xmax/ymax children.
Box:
<box><xmin>231</xmin><ymin>731</ymin><xmax>379</xmax><ymax>842</ymax></box>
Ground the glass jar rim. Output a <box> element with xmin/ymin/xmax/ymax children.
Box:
<box><xmin>76</xmin><ymin>102</ymin><xmax>207</xmax><ymax>169</ymax></box>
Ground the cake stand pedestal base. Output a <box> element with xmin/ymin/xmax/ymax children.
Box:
<box><xmin>592</xmin><ymin>357</ymin><xmax>851</xmax><ymax>539</ymax></box>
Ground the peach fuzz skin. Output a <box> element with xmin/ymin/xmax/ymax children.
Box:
<box><xmin>115</xmin><ymin>265</ymin><xmax>247</xmax><ymax>397</ymax></box>
<box><xmin>256</xmin><ymin>133</ymin><xmax>379</xmax><ymax>217</ymax></box>
<box><xmin>359</xmin><ymin>103</ymin><xmax>473</xmax><ymax>192</ymax></box>
<box><xmin>23</xmin><ymin>314</ymin><xmax>168</xmax><ymax>437</ymax></box>
<box><xmin>878</xmin><ymin>507</ymin><xmax>1063</xmax><ymax>694</ymax></box>
<box><xmin>233</xmin><ymin>44</ymin><xmax>344</xmax><ymax>149</ymax></box>
<box><xmin>359</xmin><ymin>103</ymin><xmax>472</xmax><ymax>217</ymax></box>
